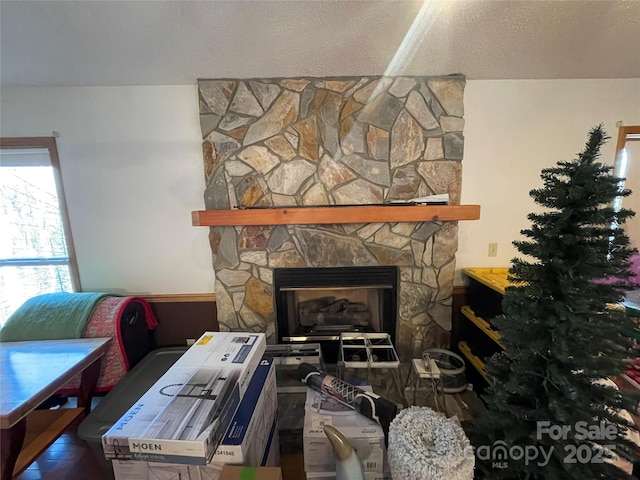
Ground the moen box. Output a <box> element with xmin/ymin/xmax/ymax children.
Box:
<box><xmin>213</xmin><ymin>357</ymin><xmax>278</xmax><ymax>464</ymax></box>
<box><xmin>103</xmin><ymin>332</ymin><xmax>266</xmax><ymax>464</ymax></box>
<box><xmin>112</xmin><ymin>417</ymin><xmax>280</xmax><ymax>480</ymax></box>
<box><xmin>303</xmin><ymin>386</ymin><xmax>387</xmax><ymax>474</ymax></box>
<box><xmin>111</xmin><ymin>356</ymin><xmax>279</xmax><ymax>480</ymax></box>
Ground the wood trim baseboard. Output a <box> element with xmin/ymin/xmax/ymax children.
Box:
<box><xmin>143</xmin><ymin>293</ymin><xmax>219</xmax><ymax>347</ymax></box>
<box><xmin>141</xmin><ymin>293</ymin><xmax>216</xmax><ymax>303</ymax></box>
<box><xmin>453</xmin><ymin>285</ymin><xmax>466</xmax><ymax>295</ymax></box>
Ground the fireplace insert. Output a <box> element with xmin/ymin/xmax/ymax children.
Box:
<box><xmin>273</xmin><ymin>266</ymin><xmax>399</xmax><ymax>362</ymax></box>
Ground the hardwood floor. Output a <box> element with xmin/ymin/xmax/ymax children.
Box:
<box><xmin>14</xmin><ymin>395</ymin><xmax>109</xmax><ymax>480</ymax></box>
<box><xmin>15</xmin><ymin>421</ymin><xmax>109</xmax><ymax>480</ymax></box>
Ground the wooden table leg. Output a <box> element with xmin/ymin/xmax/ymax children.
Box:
<box><xmin>1</xmin><ymin>418</ymin><xmax>26</xmax><ymax>480</ymax></box>
<box><xmin>77</xmin><ymin>357</ymin><xmax>102</xmax><ymax>415</ymax></box>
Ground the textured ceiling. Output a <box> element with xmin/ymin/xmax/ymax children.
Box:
<box><xmin>1</xmin><ymin>0</ymin><xmax>639</xmax><ymax>87</ymax></box>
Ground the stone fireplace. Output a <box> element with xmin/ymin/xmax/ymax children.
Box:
<box><xmin>197</xmin><ymin>75</ymin><xmax>465</xmax><ymax>360</ymax></box>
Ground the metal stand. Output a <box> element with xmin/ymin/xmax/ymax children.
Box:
<box><xmin>337</xmin><ymin>332</ymin><xmax>407</xmax><ymax>408</ymax></box>
<box><xmin>404</xmin><ymin>358</ymin><xmax>447</xmax><ymax>413</ymax></box>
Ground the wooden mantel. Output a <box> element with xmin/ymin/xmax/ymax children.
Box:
<box><xmin>192</xmin><ymin>204</ymin><xmax>480</xmax><ymax>227</ymax></box>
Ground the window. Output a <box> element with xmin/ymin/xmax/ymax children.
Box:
<box><xmin>614</xmin><ymin>126</ymin><xmax>640</xmax><ymax>250</ymax></box>
<box><xmin>0</xmin><ymin>137</ymin><xmax>80</xmax><ymax>326</ymax></box>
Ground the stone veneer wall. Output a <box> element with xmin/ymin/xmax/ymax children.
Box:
<box><xmin>198</xmin><ymin>75</ymin><xmax>465</xmax><ymax>359</ymax></box>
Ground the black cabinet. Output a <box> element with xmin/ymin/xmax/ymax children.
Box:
<box><xmin>452</xmin><ymin>268</ymin><xmax>511</xmax><ymax>393</ymax></box>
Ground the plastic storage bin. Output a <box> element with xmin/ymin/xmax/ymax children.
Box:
<box><xmin>77</xmin><ymin>346</ymin><xmax>188</xmax><ymax>476</ymax></box>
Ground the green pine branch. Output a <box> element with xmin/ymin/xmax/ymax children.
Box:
<box><xmin>471</xmin><ymin>125</ymin><xmax>640</xmax><ymax>480</ymax></box>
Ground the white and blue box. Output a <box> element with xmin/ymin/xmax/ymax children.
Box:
<box><xmin>102</xmin><ymin>332</ymin><xmax>266</xmax><ymax>465</ymax></box>
<box><xmin>303</xmin><ymin>385</ymin><xmax>388</xmax><ymax>474</ymax></box>
<box><xmin>212</xmin><ymin>357</ymin><xmax>278</xmax><ymax>464</ymax></box>
<box><xmin>111</xmin><ymin>356</ymin><xmax>279</xmax><ymax>480</ymax></box>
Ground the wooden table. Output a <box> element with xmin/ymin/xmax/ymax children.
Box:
<box><xmin>0</xmin><ymin>337</ymin><xmax>111</xmax><ymax>479</ymax></box>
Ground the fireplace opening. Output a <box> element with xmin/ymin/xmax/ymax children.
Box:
<box><xmin>273</xmin><ymin>266</ymin><xmax>399</xmax><ymax>363</ymax></box>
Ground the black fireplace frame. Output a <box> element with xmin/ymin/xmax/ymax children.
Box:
<box><xmin>273</xmin><ymin>266</ymin><xmax>399</xmax><ymax>347</ymax></box>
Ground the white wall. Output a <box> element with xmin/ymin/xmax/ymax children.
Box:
<box><xmin>0</xmin><ymin>86</ymin><xmax>215</xmax><ymax>294</ymax></box>
<box><xmin>2</xmin><ymin>80</ymin><xmax>638</xmax><ymax>292</ymax></box>
<box><xmin>457</xmin><ymin>79</ymin><xmax>640</xmax><ymax>284</ymax></box>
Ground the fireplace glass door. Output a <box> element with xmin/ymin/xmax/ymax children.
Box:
<box><xmin>274</xmin><ymin>266</ymin><xmax>398</xmax><ymax>349</ymax></box>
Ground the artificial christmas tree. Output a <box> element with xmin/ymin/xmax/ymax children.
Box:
<box><xmin>472</xmin><ymin>125</ymin><xmax>640</xmax><ymax>479</ymax></box>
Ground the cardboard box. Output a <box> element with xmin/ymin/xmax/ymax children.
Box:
<box><xmin>112</xmin><ymin>417</ymin><xmax>280</xmax><ymax>480</ymax></box>
<box><xmin>112</xmin><ymin>357</ymin><xmax>280</xmax><ymax>480</ymax></box>
<box><xmin>306</xmin><ymin>472</ymin><xmax>390</xmax><ymax>480</ymax></box>
<box><xmin>260</xmin><ymin>421</ymin><xmax>280</xmax><ymax>469</ymax></box>
<box><xmin>219</xmin><ymin>467</ymin><xmax>282</xmax><ymax>480</ymax></box>
<box><xmin>103</xmin><ymin>332</ymin><xmax>266</xmax><ymax>464</ymax></box>
<box><xmin>213</xmin><ymin>358</ymin><xmax>277</xmax><ymax>464</ymax></box>
<box><xmin>303</xmin><ymin>386</ymin><xmax>387</xmax><ymax>474</ymax></box>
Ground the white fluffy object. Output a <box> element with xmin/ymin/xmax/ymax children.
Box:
<box><xmin>388</xmin><ymin>406</ymin><xmax>475</xmax><ymax>480</ymax></box>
